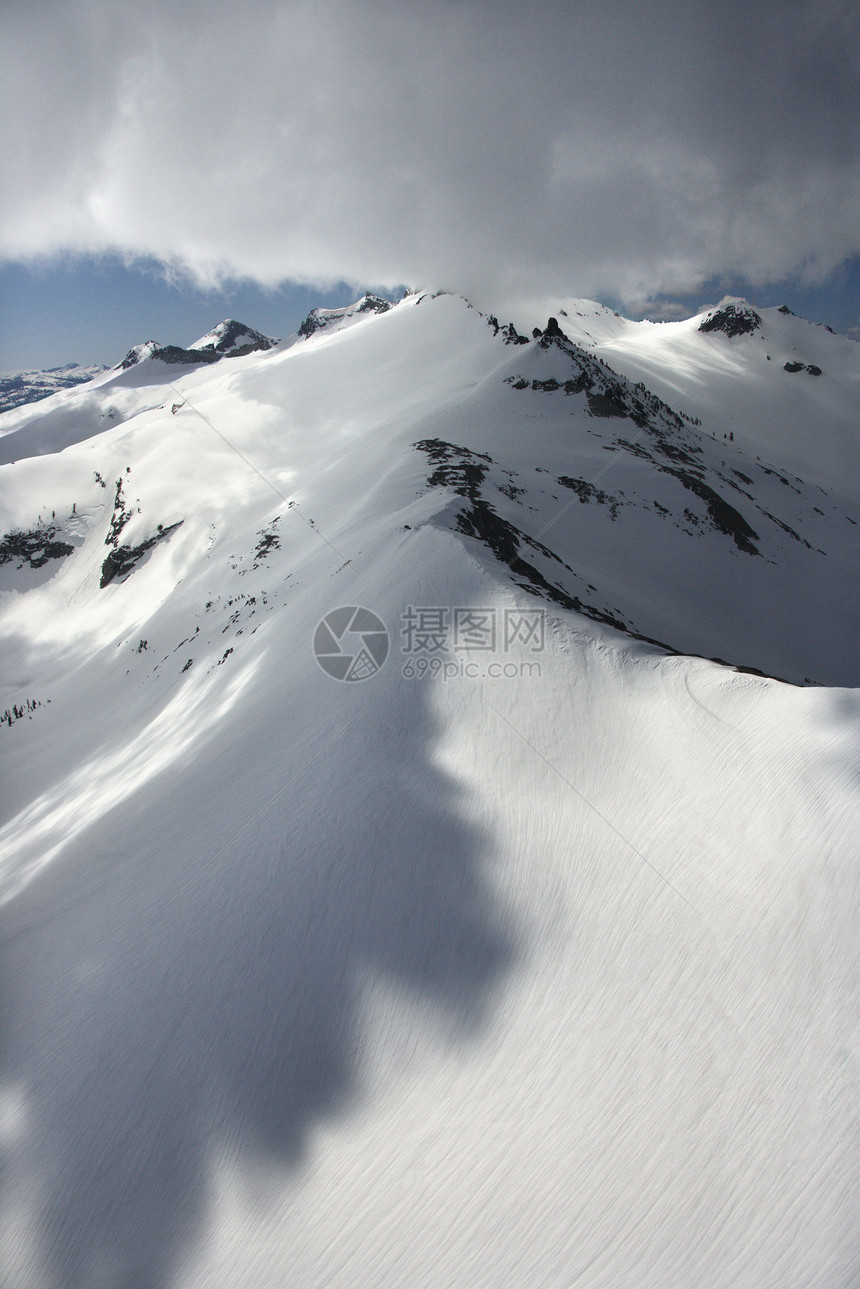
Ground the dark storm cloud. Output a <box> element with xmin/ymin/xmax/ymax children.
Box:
<box><xmin>2</xmin><ymin>0</ymin><xmax>858</xmax><ymax>308</ymax></box>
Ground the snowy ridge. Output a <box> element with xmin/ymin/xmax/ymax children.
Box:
<box><xmin>119</xmin><ymin>319</ymin><xmax>278</xmax><ymax>372</ymax></box>
<box><xmin>0</xmin><ymin>290</ymin><xmax>857</xmax><ymax>1289</ymax></box>
<box><xmin>119</xmin><ymin>339</ymin><xmax>220</xmax><ymax>369</ymax></box>
<box><xmin>536</xmin><ymin>295</ymin><xmax>860</xmax><ymax>487</ymax></box>
<box><xmin>297</xmin><ymin>291</ymin><xmax>393</xmax><ymax>339</ymax></box>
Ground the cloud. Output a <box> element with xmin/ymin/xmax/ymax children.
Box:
<box><xmin>2</xmin><ymin>0</ymin><xmax>858</xmax><ymax>310</ymax></box>
<box><xmin>629</xmin><ymin>300</ymin><xmax>693</xmax><ymax>322</ymax></box>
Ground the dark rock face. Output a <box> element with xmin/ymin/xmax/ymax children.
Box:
<box><xmin>666</xmin><ymin>469</ymin><xmax>759</xmax><ymax>554</ymax></box>
<box><xmin>298</xmin><ymin>294</ymin><xmax>392</xmax><ymax>339</ymax></box>
<box><xmin>297</xmin><ymin>312</ymin><xmax>326</xmax><ymax>339</ymax></box>
<box><xmin>195</xmin><ymin>320</ymin><xmax>277</xmax><ymax>358</ymax></box>
<box><xmin>152</xmin><ymin>345</ymin><xmax>221</xmax><ymax>366</ymax></box>
<box><xmin>698</xmin><ymin>304</ymin><xmax>762</xmax><ymax>338</ymax></box>
<box><xmin>120</xmin><ymin>344</ymin><xmax>219</xmax><ymax>370</ymax></box>
<box><xmin>100</xmin><ymin>524</ymin><xmax>183</xmax><ymax>587</ymax></box>
<box><xmin>0</xmin><ymin>526</ymin><xmax>74</xmax><ymax>569</ymax></box>
<box><xmin>357</xmin><ymin>293</ymin><xmax>393</xmax><ymax>315</ymax></box>
<box><xmin>297</xmin><ymin>311</ymin><xmax>328</xmax><ymax>339</ymax></box>
<box><xmin>501</xmin><ymin>323</ymin><xmax>763</xmax><ymax>557</ymax></box>
<box><xmin>784</xmin><ymin>361</ymin><xmax>823</xmax><ymax>376</ymax></box>
<box><xmin>485</xmin><ymin>315</ymin><xmax>530</xmax><ymax>345</ymax></box>
<box><xmin>586</xmin><ymin>391</ymin><xmax>628</xmax><ymax>418</ymax></box>
<box><xmin>121</xmin><ymin>344</ymin><xmax>156</xmax><ymax>369</ymax></box>
<box><xmin>100</xmin><ymin>474</ymin><xmax>183</xmax><ymax>587</ymax></box>
<box><xmin>412</xmin><ymin>438</ymin><xmax>624</xmax><ymax>627</ymax></box>
<box><xmin>505</xmin><ymin>324</ymin><xmax>687</xmax><ymax>436</ymax></box>
<box><xmin>501</xmin><ymin>322</ymin><xmax>529</xmax><ymax>345</ymax></box>
<box><xmin>118</xmin><ymin>321</ymin><xmax>276</xmax><ymax>370</ymax></box>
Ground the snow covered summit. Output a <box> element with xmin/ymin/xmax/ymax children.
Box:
<box><xmin>697</xmin><ymin>299</ymin><xmax>763</xmax><ymax>336</ymax></box>
<box><xmin>119</xmin><ymin>319</ymin><xmax>278</xmax><ymax>372</ymax></box>
<box><xmin>189</xmin><ymin>319</ymin><xmax>278</xmax><ymax>357</ymax></box>
<box><xmin>0</xmin><ymin>289</ymin><xmax>857</xmax><ymax>1289</ymax></box>
<box><xmin>297</xmin><ymin>291</ymin><xmax>393</xmax><ymax>338</ymax></box>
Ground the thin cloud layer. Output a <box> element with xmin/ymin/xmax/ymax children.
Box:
<box><xmin>3</xmin><ymin>0</ymin><xmax>858</xmax><ymax>309</ymax></box>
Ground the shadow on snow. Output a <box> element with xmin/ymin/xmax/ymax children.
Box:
<box><xmin>0</xmin><ymin>672</ymin><xmax>516</xmax><ymax>1288</ymax></box>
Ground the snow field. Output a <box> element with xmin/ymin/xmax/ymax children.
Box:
<box><xmin>0</xmin><ymin>290</ymin><xmax>857</xmax><ymax>1287</ymax></box>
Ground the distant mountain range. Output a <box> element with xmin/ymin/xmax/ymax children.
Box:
<box><xmin>0</xmin><ymin>361</ymin><xmax>108</xmax><ymax>413</ymax></box>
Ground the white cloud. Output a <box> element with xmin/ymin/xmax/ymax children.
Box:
<box><xmin>2</xmin><ymin>0</ymin><xmax>858</xmax><ymax>310</ymax></box>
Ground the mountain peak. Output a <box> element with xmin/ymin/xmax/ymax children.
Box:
<box><xmin>698</xmin><ymin>301</ymin><xmax>762</xmax><ymax>338</ymax></box>
<box><xmin>189</xmin><ymin>319</ymin><xmax>278</xmax><ymax>357</ymax></box>
<box><xmin>297</xmin><ymin>293</ymin><xmax>393</xmax><ymax>339</ymax></box>
<box><xmin>117</xmin><ymin>321</ymin><xmax>278</xmax><ymax>372</ymax></box>
<box><xmin>0</xmin><ymin>281</ymin><xmax>857</xmax><ymax>1289</ymax></box>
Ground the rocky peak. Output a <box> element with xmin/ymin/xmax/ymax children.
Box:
<box><xmin>119</xmin><ymin>342</ymin><xmax>218</xmax><ymax>371</ymax></box>
<box><xmin>298</xmin><ymin>294</ymin><xmax>393</xmax><ymax>339</ymax></box>
<box><xmin>698</xmin><ymin>302</ymin><xmax>762</xmax><ymax>338</ymax></box>
<box><xmin>190</xmin><ymin>320</ymin><xmax>278</xmax><ymax>357</ymax></box>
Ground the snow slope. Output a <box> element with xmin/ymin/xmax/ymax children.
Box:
<box><xmin>537</xmin><ymin>296</ymin><xmax>860</xmax><ymax>489</ymax></box>
<box><xmin>0</xmin><ymin>292</ymin><xmax>857</xmax><ymax>1289</ymax></box>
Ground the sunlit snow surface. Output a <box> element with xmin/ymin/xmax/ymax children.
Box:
<box><xmin>0</xmin><ymin>294</ymin><xmax>858</xmax><ymax>1288</ymax></box>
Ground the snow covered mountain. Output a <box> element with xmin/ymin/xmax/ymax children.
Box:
<box><xmin>296</xmin><ymin>291</ymin><xmax>392</xmax><ymax>338</ymax></box>
<box><xmin>189</xmin><ymin>319</ymin><xmax>279</xmax><ymax>358</ymax></box>
<box><xmin>530</xmin><ymin>295</ymin><xmax>860</xmax><ymax>488</ymax></box>
<box><xmin>0</xmin><ymin>291</ymin><xmax>857</xmax><ymax>1289</ymax></box>
<box><xmin>119</xmin><ymin>319</ymin><xmax>279</xmax><ymax>371</ymax></box>
<box><xmin>0</xmin><ymin>362</ymin><xmax>108</xmax><ymax>414</ymax></box>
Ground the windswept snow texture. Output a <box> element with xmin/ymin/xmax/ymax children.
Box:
<box><xmin>0</xmin><ymin>293</ymin><xmax>857</xmax><ymax>1289</ymax></box>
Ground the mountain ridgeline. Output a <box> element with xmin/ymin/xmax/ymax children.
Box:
<box><xmin>2</xmin><ymin>290</ymin><xmax>858</xmax><ymax>686</ymax></box>
<box><xmin>0</xmin><ymin>288</ymin><xmax>857</xmax><ymax>1289</ymax></box>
